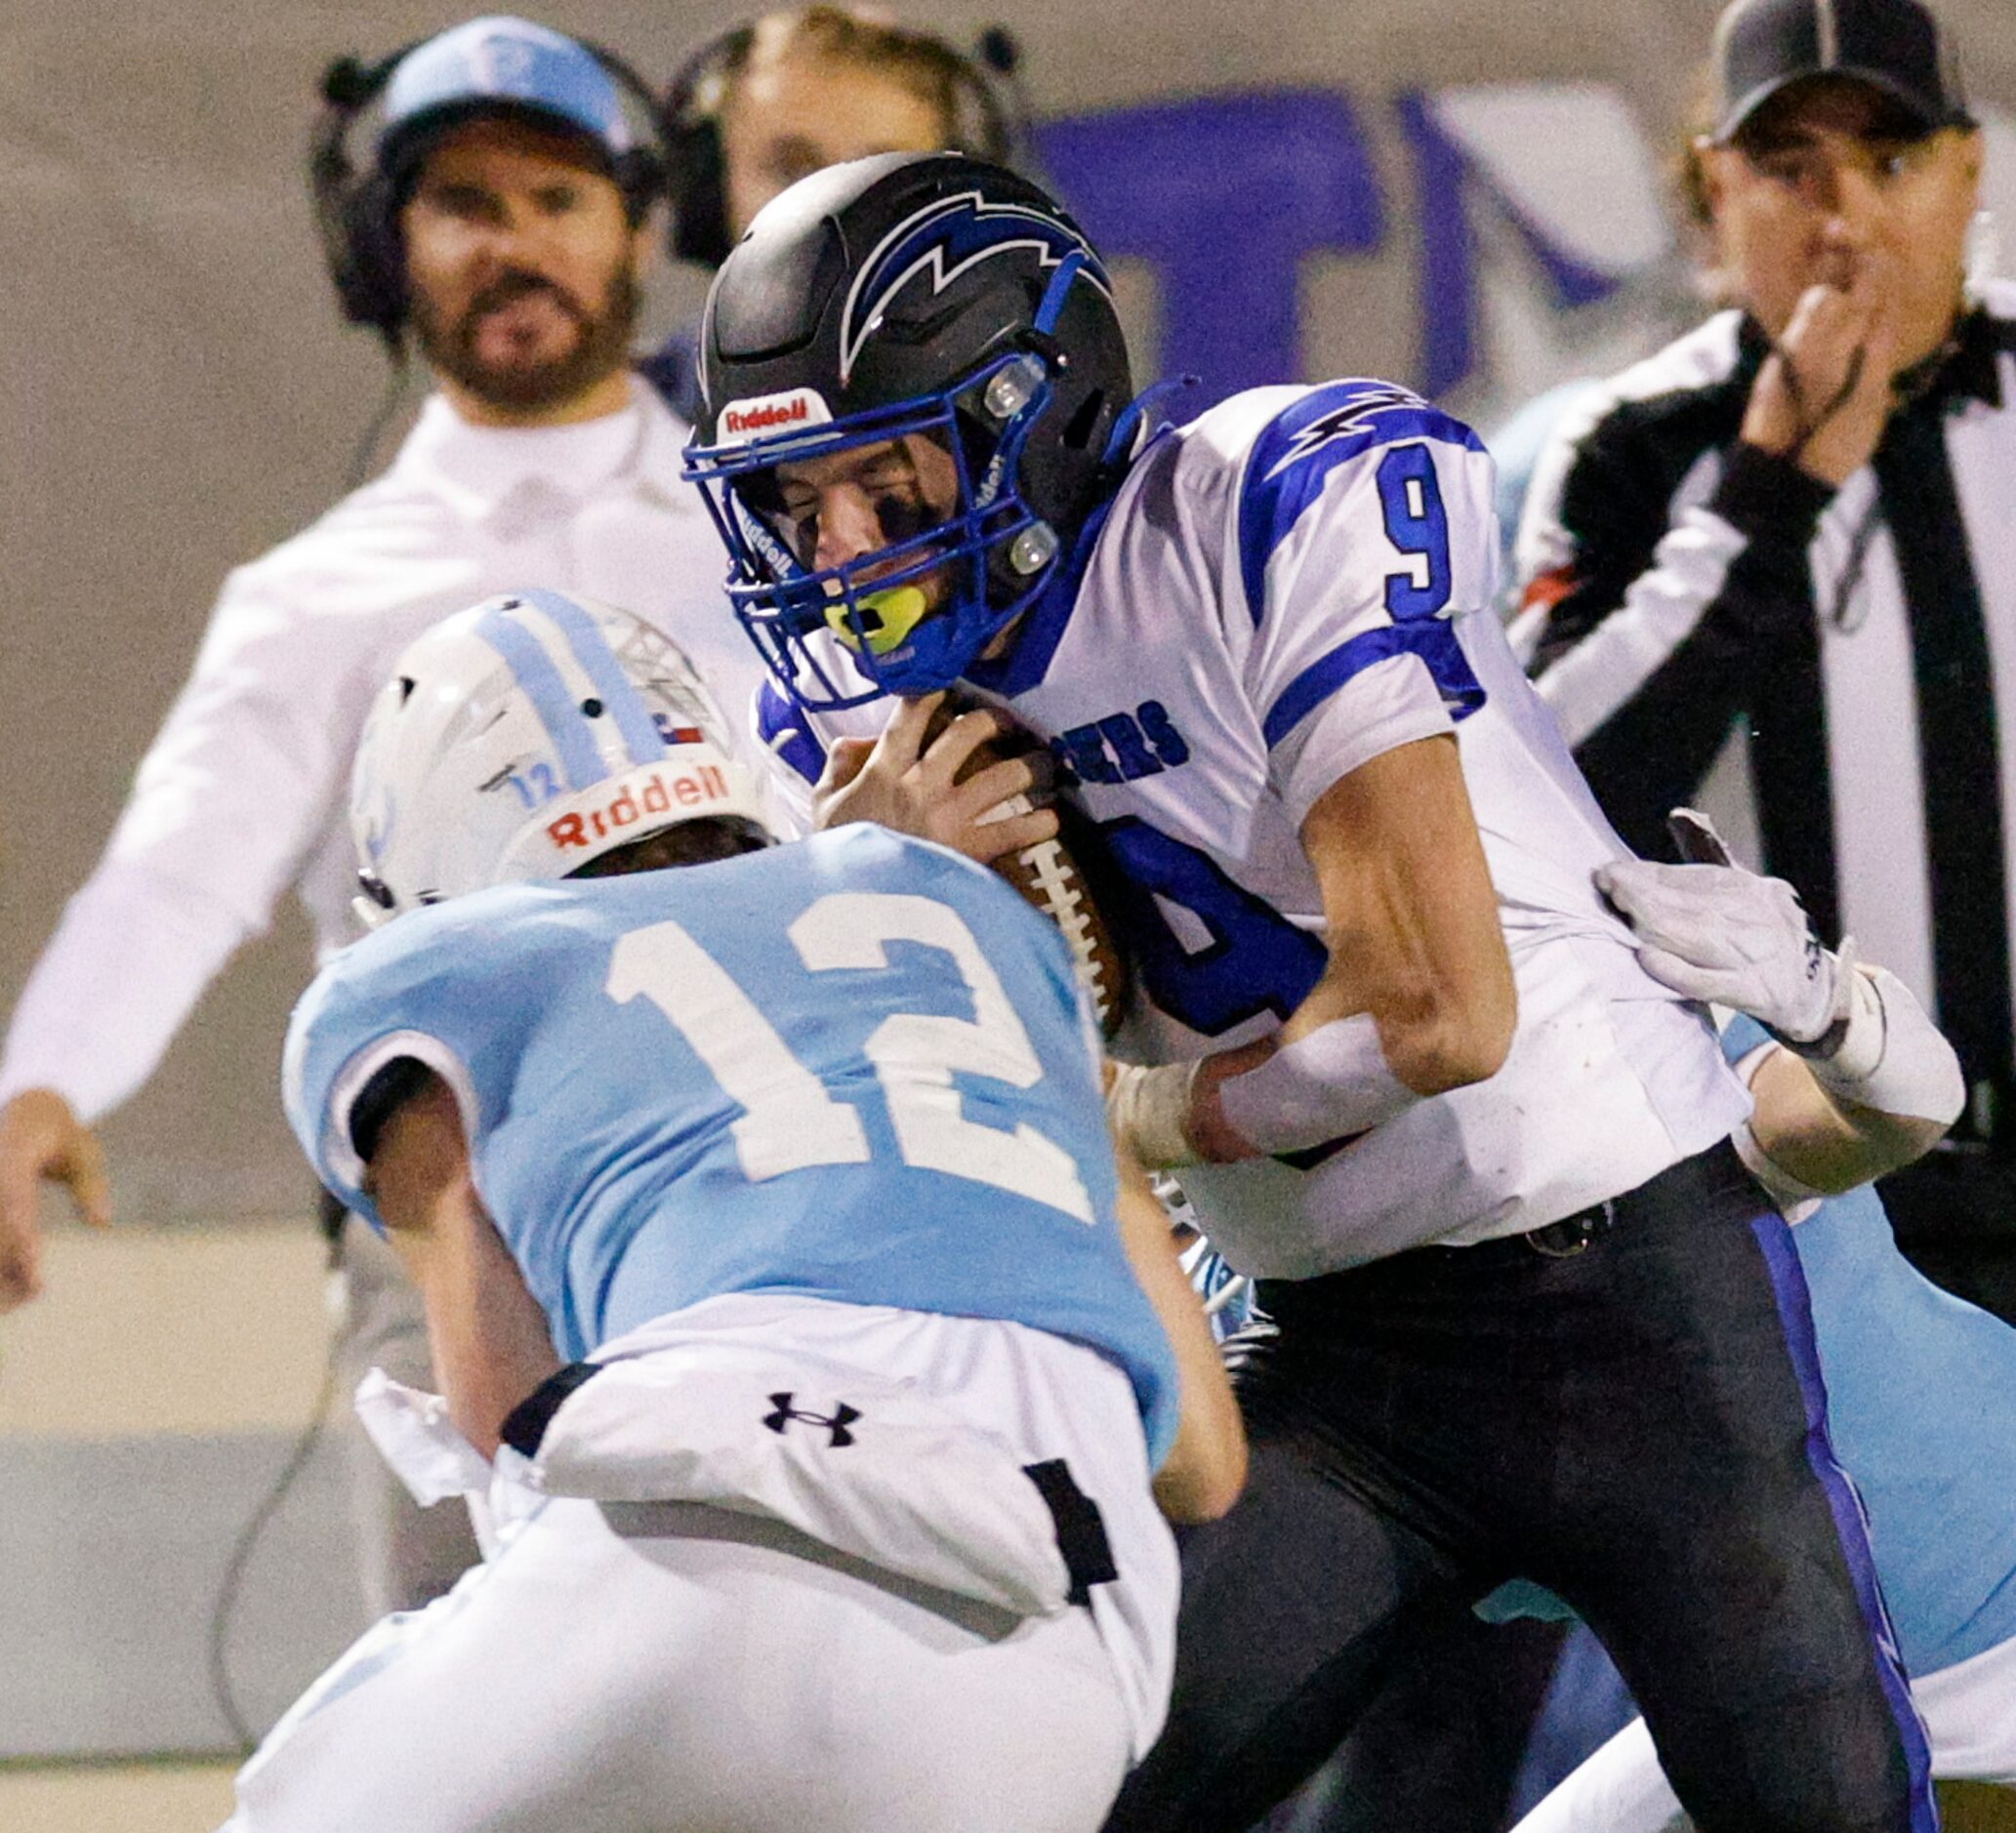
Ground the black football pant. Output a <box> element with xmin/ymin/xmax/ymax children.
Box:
<box><xmin>1102</xmin><ymin>1142</ymin><xmax>1935</xmax><ymax>1833</ymax></box>
<box><xmin>1259</xmin><ymin>1609</ymin><xmax>1573</xmax><ymax>1833</ymax></box>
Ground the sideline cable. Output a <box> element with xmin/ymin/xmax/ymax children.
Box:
<box><xmin>345</xmin><ymin>351</ymin><xmax>414</xmax><ymax>494</ymax></box>
<box><xmin>205</xmin><ymin>1234</ymin><xmax>346</xmax><ymax>1756</ymax></box>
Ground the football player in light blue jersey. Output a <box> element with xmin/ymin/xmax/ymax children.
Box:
<box><xmin>680</xmin><ymin>154</ymin><xmax>1970</xmax><ymax>1833</ymax></box>
<box><xmin>229</xmin><ymin>591</ymin><xmax>1243</xmax><ymax>1833</ymax></box>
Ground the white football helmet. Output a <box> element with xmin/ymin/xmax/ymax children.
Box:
<box><xmin>350</xmin><ymin>590</ymin><xmax>771</xmax><ymax>924</ymax></box>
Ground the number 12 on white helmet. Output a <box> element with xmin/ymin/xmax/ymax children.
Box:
<box><xmin>350</xmin><ymin>589</ymin><xmax>772</xmax><ymax>923</ymax></box>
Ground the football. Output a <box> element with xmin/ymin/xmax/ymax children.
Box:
<box><xmin>922</xmin><ymin>698</ymin><xmax>1131</xmax><ymax>1037</ymax></box>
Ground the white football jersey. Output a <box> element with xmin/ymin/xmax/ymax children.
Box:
<box><xmin>760</xmin><ymin>381</ymin><xmax>1750</xmax><ymax>1275</ymax></box>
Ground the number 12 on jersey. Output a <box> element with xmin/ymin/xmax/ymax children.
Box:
<box><xmin>606</xmin><ymin>889</ymin><xmax>1095</xmax><ymax>1225</ymax></box>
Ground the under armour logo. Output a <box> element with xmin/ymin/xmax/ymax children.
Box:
<box><xmin>762</xmin><ymin>1392</ymin><xmax>861</xmax><ymax>1447</ymax></box>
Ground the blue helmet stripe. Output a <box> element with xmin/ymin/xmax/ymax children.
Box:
<box><xmin>519</xmin><ymin>589</ymin><xmax>668</xmax><ymax>769</ymax></box>
<box><xmin>475</xmin><ymin>603</ymin><xmax>607</xmax><ymax>792</ymax></box>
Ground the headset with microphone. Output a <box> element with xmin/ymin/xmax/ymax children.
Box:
<box><xmin>310</xmin><ymin>20</ymin><xmax>675</xmax><ymax>349</ymax></box>
<box><xmin>661</xmin><ymin>15</ymin><xmax>1031</xmax><ymax>268</ymax></box>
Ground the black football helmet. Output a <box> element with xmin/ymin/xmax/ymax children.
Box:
<box><xmin>683</xmin><ymin>153</ymin><xmax>1135</xmax><ymax>710</ymax></box>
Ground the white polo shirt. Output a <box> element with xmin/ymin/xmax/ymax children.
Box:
<box><xmin>0</xmin><ymin>380</ymin><xmax>759</xmax><ymax>1121</ymax></box>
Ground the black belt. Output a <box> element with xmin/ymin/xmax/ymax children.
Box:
<box><xmin>1394</xmin><ymin>1138</ymin><xmax>1755</xmax><ymax>1271</ymax></box>
<box><xmin>1258</xmin><ymin>1143</ymin><xmax>1754</xmax><ymax>1318</ymax></box>
<box><xmin>1024</xmin><ymin>1458</ymin><xmax>1118</xmax><ymax>1606</ymax></box>
<box><xmin>1402</xmin><ymin>1196</ymin><xmax>1621</xmax><ymax>1269</ymax></box>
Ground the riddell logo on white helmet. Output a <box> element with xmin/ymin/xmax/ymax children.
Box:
<box><xmin>718</xmin><ymin>388</ymin><xmax>834</xmax><ymax>445</ymax></box>
<box><xmin>547</xmin><ymin>761</ymin><xmax>739</xmax><ymax>851</ymax></box>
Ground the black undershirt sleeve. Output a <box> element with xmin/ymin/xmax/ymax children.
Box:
<box><xmin>349</xmin><ymin>1056</ymin><xmax>439</xmax><ymax>1165</ymax></box>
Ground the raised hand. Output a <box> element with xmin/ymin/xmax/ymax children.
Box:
<box><xmin>1741</xmin><ymin>244</ymin><xmax>1903</xmax><ymax>487</ymax></box>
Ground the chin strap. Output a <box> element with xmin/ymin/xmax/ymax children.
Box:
<box><xmin>1032</xmin><ymin>250</ymin><xmax>1089</xmax><ymax>335</ymax></box>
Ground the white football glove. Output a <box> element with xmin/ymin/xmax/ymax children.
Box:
<box><xmin>1598</xmin><ymin>811</ymin><xmax>1963</xmax><ymax>1130</ymax></box>
<box><xmin>1592</xmin><ymin>810</ymin><xmax>1853</xmax><ymax>1050</ymax></box>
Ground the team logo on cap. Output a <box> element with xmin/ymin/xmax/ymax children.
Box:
<box><xmin>470</xmin><ymin>29</ymin><xmax>536</xmax><ymax>92</ymax></box>
<box><xmin>718</xmin><ymin>388</ymin><xmax>834</xmax><ymax>445</ymax></box>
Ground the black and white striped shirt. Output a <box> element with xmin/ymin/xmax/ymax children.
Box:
<box><xmin>1512</xmin><ymin>280</ymin><xmax>2016</xmax><ymax>1112</ymax></box>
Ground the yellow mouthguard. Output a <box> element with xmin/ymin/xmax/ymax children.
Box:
<box><xmin>827</xmin><ymin>585</ymin><xmax>929</xmax><ymax>656</ymax></box>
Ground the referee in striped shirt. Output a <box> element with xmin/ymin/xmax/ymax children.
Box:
<box><xmin>1514</xmin><ymin>0</ymin><xmax>2016</xmax><ymax>1321</ymax></box>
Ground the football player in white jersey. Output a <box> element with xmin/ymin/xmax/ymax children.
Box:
<box><xmin>680</xmin><ymin>154</ymin><xmax>1967</xmax><ymax>1833</ymax></box>
<box><xmin>235</xmin><ymin>592</ymin><xmax>1245</xmax><ymax>1832</ymax></box>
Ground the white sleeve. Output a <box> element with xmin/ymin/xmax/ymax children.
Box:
<box><xmin>0</xmin><ymin>861</ymin><xmax>247</xmax><ymax>1120</ymax></box>
<box><xmin>1232</xmin><ymin>386</ymin><xmax>1500</xmax><ymax>831</ymax></box>
<box><xmin>749</xmin><ymin>679</ymin><xmax>900</xmax><ymax>842</ymax></box>
<box><xmin>0</xmin><ymin>560</ymin><xmax>360</xmax><ymax>1120</ymax></box>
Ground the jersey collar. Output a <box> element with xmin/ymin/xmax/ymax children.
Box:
<box><xmin>961</xmin><ymin>489</ymin><xmax>1118</xmax><ymax>700</ymax></box>
<box><xmin>960</xmin><ymin>383</ymin><xmax>1191</xmax><ymax>701</ymax></box>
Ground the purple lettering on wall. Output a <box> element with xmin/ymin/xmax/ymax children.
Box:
<box><xmin>1393</xmin><ymin>91</ymin><xmax>1621</xmax><ymax>396</ymax></box>
<box><xmin>1037</xmin><ymin>92</ymin><xmax>1384</xmax><ymax>407</ymax></box>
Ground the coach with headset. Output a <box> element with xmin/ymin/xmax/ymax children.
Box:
<box><xmin>0</xmin><ymin>15</ymin><xmax>760</xmax><ymax>1618</ymax></box>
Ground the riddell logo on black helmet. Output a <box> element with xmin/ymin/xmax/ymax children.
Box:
<box><xmin>719</xmin><ymin>388</ymin><xmax>834</xmax><ymax>445</ymax></box>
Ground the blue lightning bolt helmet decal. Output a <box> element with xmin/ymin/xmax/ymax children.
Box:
<box><xmin>838</xmin><ymin>191</ymin><xmax>1112</xmax><ymax>386</ymax></box>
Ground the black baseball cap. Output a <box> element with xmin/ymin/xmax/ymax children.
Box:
<box><xmin>1710</xmin><ymin>0</ymin><xmax>1974</xmax><ymax>143</ymax></box>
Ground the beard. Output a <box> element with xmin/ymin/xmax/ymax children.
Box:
<box><xmin>410</xmin><ymin>264</ymin><xmax>639</xmax><ymax>414</ymax></box>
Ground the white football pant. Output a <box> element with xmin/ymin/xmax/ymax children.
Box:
<box><xmin>222</xmin><ymin>1493</ymin><xmax>1132</xmax><ymax>1832</ymax></box>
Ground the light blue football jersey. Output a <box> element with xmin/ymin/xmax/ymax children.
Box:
<box><xmin>285</xmin><ymin>825</ymin><xmax>1179</xmax><ymax>1465</ymax></box>
<box><xmin>1723</xmin><ymin>1017</ymin><xmax>2016</xmax><ymax>1673</ymax></box>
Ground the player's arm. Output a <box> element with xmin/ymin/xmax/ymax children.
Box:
<box><xmin>1103</xmin><ymin>406</ymin><xmax>1518</xmax><ymax>1168</ymax></box>
<box><xmin>1595</xmin><ymin>816</ymin><xmax>1964</xmax><ymax>1204</ymax></box>
<box><xmin>361</xmin><ymin>1069</ymin><xmax>560</xmax><ymax>1458</ymax></box>
<box><xmin>1740</xmin><ymin>1045</ymin><xmax>1946</xmax><ymax>1193</ymax></box>
<box><xmin>1110</xmin><ymin>1143</ymin><xmax>1246</xmax><ymax>1523</ymax></box>
<box><xmin>1111</xmin><ymin>733</ymin><xmax>1518</xmax><ymax>1167</ymax></box>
